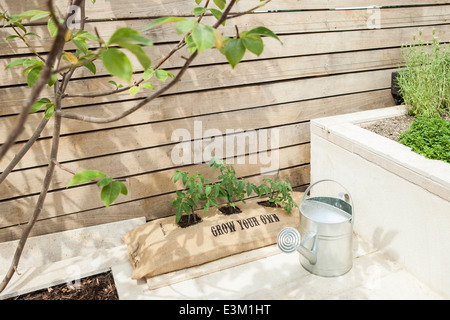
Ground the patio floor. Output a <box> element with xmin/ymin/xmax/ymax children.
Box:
<box><xmin>0</xmin><ymin>218</ymin><xmax>444</xmax><ymax>300</ymax></box>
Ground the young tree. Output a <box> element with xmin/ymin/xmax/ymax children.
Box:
<box><xmin>0</xmin><ymin>0</ymin><xmax>279</xmax><ymax>293</ymax></box>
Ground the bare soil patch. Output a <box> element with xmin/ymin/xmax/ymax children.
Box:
<box><xmin>361</xmin><ymin>114</ymin><xmax>415</xmax><ymax>141</ymax></box>
<box><xmin>7</xmin><ymin>271</ymin><xmax>118</xmax><ymax>300</ymax></box>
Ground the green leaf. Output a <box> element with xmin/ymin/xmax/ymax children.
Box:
<box><xmin>30</xmin><ymin>98</ymin><xmax>51</xmax><ymax>113</ymax></box>
<box><xmin>119</xmin><ymin>181</ymin><xmax>128</xmax><ymax>196</ymax></box>
<box><xmin>72</xmin><ymin>38</ymin><xmax>89</xmax><ymax>54</ymax></box>
<box><xmin>23</xmin><ymin>32</ymin><xmax>41</xmax><ymax>38</ymax></box>
<box><xmin>192</xmin><ymin>23</ymin><xmax>216</xmax><ymax>53</ymax></box>
<box><xmin>208</xmin><ymin>8</ymin><xmax>225</xmax><ymax>25</ymax></box>
<box><xmin>142</xmin><ymin>17</ymin><xmax>187</xmax><ymax>31</ymax></box>
<box><xmin>141</xmin><ymin>82</ymin><xmax>154</xmax><ymax>90</ymax></box>
<box><xmin>5</xmin><ymin>59</ymin><xmax>27</xmax><ymax>70</ymax></box>
<box><xmin>195</xmin><ymin>0</ymin><xmax>202</xmax><ymax>4</ymax></box>
<box><xmin>120</xmin><ymin>43</ymin><xmax>151</xmax><ymax>70</ymax></box>
<box><xmin>100</xmin><ymin>181</ymin><xmax>122</xmax><ymax>207</ymax></box>
<box><xmin>101</xmin><ymin>47</ymin><xmax>133</xmax><ymax>82</ymax></box>
<box><xmin>108</xmin><ymin>27</ymin><xmax>153</xmax><ymax>47</ymax></box>
<box><xmin>129</xmin><ymin>85</ymin><xmax>139</xmax><ymax>96</ymax></box>
<box><xmin>97</xmin><ymin>177</ymin><xmax>113</xmax><ymax>187</ymax></box>
<box><xmin>18</xmin><ymin>10</ymin><xmax>49</xmax><ymax>20</ymax></box>
<box><xmin>47</xmin><ymin>72</ymin><xmax>58</xmax><ymax>88</ymax></box>
<box><xmin>44</xmin><ymin>104</ymin><xmax>55</xmax><ymax>119</ymax></box>
<box><xmin>29</xmin><ymin>11</ymin><xmax>50</xmax><ymax>22</ymax></box>
<box><xmin>82</xmin><ymin>60</ymin><xmax>97</xmax><ymax>74</ymax></box>
<box><xmin>247</xmin><ymin>27</ymin><xmax>282</xmax><ymax>43</ymax></box>
<box><xmin>26</xmin><ymin>66</ymin><xmax>42</xmax><ymax>87</ymax></box>
<box><xmin>224</xmin><ymin>38</ymin><xmax>245</xmax><ymax>68</ymax></box>
<box><xmin>176</xmin><ymin>19</ymin><xmax>196</xmax><ymax>35</ymax></box>
<box><xmin>193</xmin><ymin>7</ymin><xmax>206</xmax><ymax>16</ymax></box>
<box><xmin>67</xmin><ymin>170</ymin><xmax>107</xmax><ymax>187</ymax></box>
<box><xmin>242</xmin><ymin>35</ymin><xmax>264</xmax><ymax>56</ymax></box>
<box><xmin>155</xmin><ymin>69</ymin><xmax>168</xmax><ymax>83</ymax></box>
<box><xmin>47</xmin><ymin>17</ymin><xmax>58</xmax><ymax>37</ymax></box>
<box><xmin>213</xmin><ymin>0</ymin><xmax>226</xmax><ymax>10</ymax></box>
<box><xmin>6</xmin><ymin>35</ymin><xmax>19</xmax><ymax>41</ymax></box>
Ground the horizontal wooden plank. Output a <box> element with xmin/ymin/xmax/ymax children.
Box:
<box><xmin>0</xmin><ymin>145</ymin><xmax>310</xmax><ymax>229</ymax></box>
<box><xmin>0</xmin><ymin>24</ymin><xmax>447</xmax><ymax>118</ymax></box>
<box><xmin>2</xmin><ymin>5</ymin><xmax>449</xmax><ymax>57</ymax></box>
<box><xmin>0</xmin><ymin>70</ymin><xmax>394</xmax><ymax>171</ymax></box>
<box><xmin>0</xmin><ymin>47</ymin><xmax>403</xmax><ymax>142</ymax></box>
<box><xmin>0</xmin><ymin>122</ymin><xmax>310</xmax><ymax>200</ymax></box>
<box><xmin>1</xmin><ymin>0</ymin><xmax>448</xmax><ymax>22</ymax></box>
<box><xmin>0</xmin><ymin>166</ymin><xmax>310</xmax><ymax>243</ymax></box>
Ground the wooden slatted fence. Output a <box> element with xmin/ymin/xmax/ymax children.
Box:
<box><xmin>0</xmin><ymin>0</ymin><xmax>449</xmax><ymax>241</ymax></box>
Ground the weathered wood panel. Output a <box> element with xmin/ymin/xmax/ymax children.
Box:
<box><xmin>0</xmin><ymin>0</ymin><xmax>446</xmax><ymax>241</ymax></box>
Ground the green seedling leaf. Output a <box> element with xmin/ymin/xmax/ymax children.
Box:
<box><xmin>67</xmin><ymin>170</ymin><xmax>107</xmax><ymax>187</ymax></box>
<box><xmin>224</xmin><ymin>38</ymin><xmax>245</xmax><ymax>68</ymax></box>
<box><xmin>101</xmin><ymin>47</ymin><xmax>133</xmax><ymax>82</ymax></box>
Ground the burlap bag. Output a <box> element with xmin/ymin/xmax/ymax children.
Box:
<box><xmin>123</xmin><ymin>194</ymin><xmax>302</xmax><ymax>280</ymax></box>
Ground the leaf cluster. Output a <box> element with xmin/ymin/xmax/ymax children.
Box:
<box><xmin>257</xmin><ymin>178</ymin><xmax>298</xmax><ymax>214</ymax></box>
<box><xmin>171</xmin><ymin>170</ymin><xmax>220</xmax><ymax>223</ymax></box>
<box><xmin>66</xmin><ymin>170</ymin><xmax>128</xmax><ymax>207</ymax></box>
<box><xmin>398</xmin><ymin>116</ymin><xmax>450</xmax><ymax>163</ymax></box>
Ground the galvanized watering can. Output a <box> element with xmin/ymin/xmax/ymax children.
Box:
<box><xmin>277</xmin><ymin>179</ymin><xmax>354</xmax><ymax>277</ymax></box>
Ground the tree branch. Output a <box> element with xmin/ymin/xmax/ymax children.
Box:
<box><xmin>0</xmin><ymin>0</ymin><xmax>83</xmax><ymax>163</ymax></box>
<box><xmin>56</xmin><ymin>0</ymin><xmax>238</xmax><ymax>123</ymax></box>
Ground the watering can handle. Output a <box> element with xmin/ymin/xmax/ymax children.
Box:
<box><xmin>300</xmin><ymin>179</ymin><xmax>354</xmax><ymax>224</ymax></box>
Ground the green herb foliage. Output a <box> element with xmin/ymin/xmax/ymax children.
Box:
<box><xmin>396</xmin><ymin>29</ymin><xmax>450</xmax><ymax>117</ymax></box>
<box><xmin>398</xmin><ymin>116</ymin><xmax>450</xmax><ymax>163</ymax></box>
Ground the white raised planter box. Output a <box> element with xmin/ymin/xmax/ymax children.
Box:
<box><xmin>310</xmin><ymin>105</ymin><xmax>450</xmax><ymax>298</ymax></box>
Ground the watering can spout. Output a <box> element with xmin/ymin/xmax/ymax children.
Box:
<box><xmin>277</xmin><ymin>227</ymin><xmax>318</xmax><ymax>265</ymax></box>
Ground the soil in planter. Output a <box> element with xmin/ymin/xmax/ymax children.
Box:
<box><xmin>362</xmin><ymin>114</ymin><xmax>415</xmax><ymax>141</ymax></box>
<box><xmin>178</xmin><ymin>213</ymin><xmax>202</xmax><ymax>228</ymax></box>
<box><xmin>8</xmin><ymin>271</ymin><xmax>118</xmax><ymax>300</ymax></box>
<box><xmin>219</xmin><ymin>206</ymin><xmax>242</xmax><ymax>215</ymax></box>
<box><xmin>362</xmin><ymin>113</ymin><xmax>450</xmax><ymax>141</ymax></box>
<box><xmin>257</xmin><ymin>200</ymin><xmax>281</xmax><ymax>208</ymax></box>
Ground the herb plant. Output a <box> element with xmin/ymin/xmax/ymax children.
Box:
<box><xmin>396</xmin><ymin>29</ymin><xmax>450</xmax><ymax>117</ymax></box>
<box><xmin>257</xmin><ymin>178</ymin><xmax>298</xmax><ymax>214</ymax></box>
<box><xmin>171</xmin><ymin>170</ymin><xmax>219</xmax><ymax>224</ymax></box>
<box><xmin>209</xmin><ymin>158</ymin><xmax>258</xmax><ymax>214</ymax></box>
<box><xmin>398</xmin><ymin>116</ymin><xmax>450</xmax><ymax>163</ymax></box>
